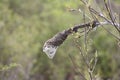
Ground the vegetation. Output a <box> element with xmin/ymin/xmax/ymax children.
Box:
<box><xmin>0</xmin><ymin>0</ymin><xmax>120</xmax><ymax>80</ymax></box>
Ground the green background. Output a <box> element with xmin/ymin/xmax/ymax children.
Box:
<box><xmin>0</xmin><ymin>0</ymin><xmax>120</xmax><ymax>80</ymax></box>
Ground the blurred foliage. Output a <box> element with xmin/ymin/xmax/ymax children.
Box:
<box><xmin>0</xmin><ymin>0</ymin><xmax>120</xmax><ymax>80</ymax></box>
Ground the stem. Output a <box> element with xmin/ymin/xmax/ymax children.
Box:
<box><xmin>69</xmin><ymin>54</ymin><xmax>87</xmax><ymax>80</ymax></box>
<box><xmin>104</xmin><ymin>0</ymin><xmax>120</xmax><ymax>33</ymax></box>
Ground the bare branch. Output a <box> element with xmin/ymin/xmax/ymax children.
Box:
<box><xmin>69</xmin><ymin>54</ymin><xmax>87</xmax><ymax>80</ymax></box>
<box><xmin>104</xmin><ymin>0</ymin><xmax>120</xmax><ymax>33</ymax></box>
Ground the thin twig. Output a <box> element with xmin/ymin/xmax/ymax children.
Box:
<box><xmin>118</xmin><ymin>13</ymin><xmax>120</xmax><ymax>36</ymax></box>
<box><xmin>101</xmin><ymin>25</ymin><xmax>120</xmax><ymax>40</ymax></box>
<box><xmin>91</xmin><ymin>54</ymin><xmax>98</xmax><ymax>73</ymax></box>
<box><xmin>74</xmin><ymin>39</ymin><xmax>89</xmax><ymax>68</ymax></box>
<box><xmin>74</xmin><ymin>39</ymin><xmax>93</xmax><ymax>80</ymax></box>
<box><xmin>104</xmin><ymin>0</ymin><xmax>120</xmax><ymax>33</ymax></box>
<box><xmin>69</xmin><ymin>54</ymin><xmax>87</xmax><ymax>80</ymax></box>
